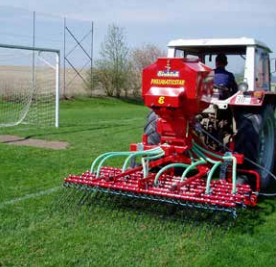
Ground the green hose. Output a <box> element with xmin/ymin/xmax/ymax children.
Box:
<box><xmin>91</xmin><ymin>147</ymin><xmax>160</xmax><ymax>173</ymax></box>
<box><xmin>95</xmin><ymin>152</ymin><xmax>136</xmax><ymax>178</ymax></box>
<box><xmin>91</xmin><ymin>151</ymin><xmax>132</xmax><ymax>174</ymax></box>
<box><xmin>193</xmin><ymin>141</ymin><xmax>224</xmax><ymax>159</ymax></box>
<box><xmin>90</xmin><ymin>139</ymin><xmax>238</xmax><ymax>194</ymax></box>
<box><xmin>154</xmin><ymin>163</ymin><xmax>190</xmax><ymax>186</ymax></box>
<box><xmin>223</xmin><ymin>155</ymin><xmax>237</xmax><ymax>194</ymax></box>
<box><xmin>91</xmin><ymin>147</ymin><xmax>164</xmax><ymax>178</ymax></box>
<box><xmin>205</xmin><ymin>162</ymin><xmax>222</xmax><ymax>194</ymax></box>
<box><xmin>141</xmin><ymin>151</ymin><xmax>165</xmax><ymax>178</ymax></box>
<box><xmin>192</xmin><ymin>147</ymin><xmax>221</xmax><ymax>194</ymax></box>
<box><xmin>192</xmin><ymin>143</ymin><xmax>237</xmax><ymax>194</ymax></box>
<box><xmin>180</xmin><ymin>159</ymin><xmax>206</xmax><ymax>182</ymax></box>
<box><xmin>188</xmin><ymin>150</ymin><xmax>195</xmax><ymax>163</ymax></box>
<box><xmin>121</xmin><ymin>147</ymin><xmax>163</xmax><ymax>172</ymax></box>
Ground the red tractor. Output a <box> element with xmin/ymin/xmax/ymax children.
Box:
<box><xmin>64</xmin><ymin>38</ymin><xmax>276</xmax><ymax>217</ymax></box>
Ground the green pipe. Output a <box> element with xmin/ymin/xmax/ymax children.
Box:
<box><xmin>145</xmin><ymin>152</ymin><xmax>165</xmax><ymax>161</ymax></box>
<box><xmin>92</xmin><ymin>146</ymin><xmax>164</xmax><ymax>178</ymax></box>
<box><xmin>205</xmin><ymin>161</ymin><xmax>222</xmax><ymax>194</ymax></box>
<box><xmin>192</xmin><ymin>147</ymin><xmax>221</xmax><ymax>194</ymax></box>
<box><xmin>91</xmin><ymin>152</ymin><xmax>117</xmax><ymax>173</ymax></box>
<box><xmin>91</xmin><ymin>147</ymin><xmax>160</xmax><ymax>173</ymax></box>
<box><xmin>95</xmin><ymin>152</ymin><xmax>135</xmax><ymax>178</ymax></box>
<box><xmin>180</xmin><ymin>159</ymin><xmax>206</xmax><ymax>182</ymax></box>
<box><xmin>223</xmin><ymin>155</ymin><xmax>237</xmax><ymax>194</ymax></box>
<box><xmin>141</xmin><ymin>151</ymin><xmax>165</xmax><ymax>178</ymax></box>
<box><xmin>121</xmin><ymin>147</ymin><xmax>163</xmax><ymax>172</ymax></box>
<box><xmin>192</xmin><ymin>145</ymin><xmax>237</xmax><ymax>194</ymax></box>
<box><xmin>141</xmin><ymin>157</ymin><xmax>148</xmax><ymax>178</ymax></box>
<box><xmin>188</xmin><ymin>150</ymin><xmax>195</xmax><ymax>163</ymax></box>
<box><xmin>91</xmin><ymin>151</ymin><xmax>134</xmax><ymax>173</ymax></box>
<box><xmin>192</xmin><ymin>147</ymin><xmax>218</xmax><ymax>164</ymax></box>
<box><xmin>154</xmin><ymin>163</ymin><xmax>190</xmax><ymax>186</ymax></box>
<box><xmin>193</xmin><ymin>141</ymin><xmax>224</xmax><ymax>160</ymax></box>
<box><xmin>96</xmin><ymin>149</ymin><xmax>163</xmax><ymax>178</ymax></box>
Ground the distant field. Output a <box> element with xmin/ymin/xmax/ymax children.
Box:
<box><xmin>0</xmin><ymin>98</ymin><xmax>275</xmax><ymax>267</ymax></box>
<box><xmin>0</xmin><ymin>65</ymin><xmax>95</xmax><ymax>97</ymax></box>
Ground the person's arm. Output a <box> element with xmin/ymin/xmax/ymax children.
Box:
<box><xmin>230</xmin><ymin>73</ymin><xmax>238</xmax><ymax>94</ymax></box>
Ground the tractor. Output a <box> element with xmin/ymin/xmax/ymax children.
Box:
<box><xmin>64</xmin><ymin>38</ymin><xmax>276</xmax><ymax>218</ymax></box>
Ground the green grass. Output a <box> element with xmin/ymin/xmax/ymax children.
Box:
<box><xmin>0</xmin><ymin>97</ymin><xmax>275</xmax><ymax>267</ymax></box>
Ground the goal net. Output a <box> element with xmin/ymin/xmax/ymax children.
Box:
<box><xmin>0</xmin><ymin>44</ymin><xmax>59</xmax><ymax>128</ymax></box>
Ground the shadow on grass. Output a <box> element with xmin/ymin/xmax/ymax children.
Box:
<box><xmin>56</xmin><ymin>187</ymin><xmax>236</xmax><ymax>240</ymax></box>
<box><xmin>230</xmin><ymin>197</ymin><xmax>276</xmax><ymax>235</ymax></box>
<box><xmin>62</xmin><ymin>96</ymin><xmax>145</xmax><ymax>106</ymax></box>
<box><xmin>8</xmin><ymin>123</ymin><xmax>142</xmax><ymax>141</ymax></box>
<box><xmin>54</xmin><ymin>186</ymin><xmax>276</xmax><ymax>241</ymax></box>
<box><xmin>118</xmin><ymin>97</ymin><xmax>144</xmax><ymax>106</ymax></box>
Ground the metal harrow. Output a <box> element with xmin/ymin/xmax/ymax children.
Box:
<box><xmin>64</xmin><ymin>141</ymin><xmax>259</xmax><ymax>218</ymax></box>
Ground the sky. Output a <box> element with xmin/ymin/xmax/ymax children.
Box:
<box><xmin>0</xmin><ymin>0</ymin><xmax>276</xmax><ymax>70</ymax></box>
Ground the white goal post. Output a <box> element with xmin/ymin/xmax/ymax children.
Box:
<box><xmin>0</xmin><ymin>43</ymin><xmax>60</xmax><ymax>128</ymax></box>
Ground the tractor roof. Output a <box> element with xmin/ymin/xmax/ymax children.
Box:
<box><xmin>167</xmin><ymin>37</ymin><xmax>272</xmax><ymax>54</ymax></box>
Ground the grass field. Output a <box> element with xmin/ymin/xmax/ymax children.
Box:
<box><xmin>0</xmin><ymin>98</ymin><xmax>275</xmax><ymax>267</ymax></box>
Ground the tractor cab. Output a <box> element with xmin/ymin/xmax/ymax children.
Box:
<box><xmin>167</xmin><ymin>38</ymin><xmax>274</xmax><ymax>108</ymax></box>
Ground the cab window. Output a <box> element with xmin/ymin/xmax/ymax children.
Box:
<box><xmin>255</xmin><ymin>50</ymin><xmax>270</xmax><ymax>90</ymax></box>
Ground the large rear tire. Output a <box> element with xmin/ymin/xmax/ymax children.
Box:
<box><xmin>130</xmin><ymin>111</ymin><xmax>160</xmax><ymax>168</ymax></box>
<box><xmin>144</xmin><ymin>111</ymin><xmax>160</xmax><ymax>145</ymax></box>
<box><xmin>235</xmin><ymin>105</ymin><xmax>276</xmax><ymax>192</ymax></box>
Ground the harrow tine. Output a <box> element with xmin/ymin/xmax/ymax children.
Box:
<box><xmin>59</xmin><ymin>187</ymin><xmax>77</xmax><ymax>206</ymax></box>
<box><xmin>77</xmin><ymin>190</ymin><xmax>91</xmax><ymax>206</ymax></box>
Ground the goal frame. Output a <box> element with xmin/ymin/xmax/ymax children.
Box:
<box><xmin>0</xmin><ymin>43</ymin><xmax>60</xmax><ymax>127</ymax></box>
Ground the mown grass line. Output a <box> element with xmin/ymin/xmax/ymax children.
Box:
<box><xmin>0</xmin><ymin>186</ymin><xmax>61</xmax><ymax>209</ymax></box>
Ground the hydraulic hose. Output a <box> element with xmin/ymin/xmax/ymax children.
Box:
<box><xmin>192</xmin><ymin>147</ymin><xmax>222</xmax><ymax>194</ymax></box>
<box><xmin>180</xmin><ymin>159</ymin><xmax>206</xmax><ymax>182</ymax></box>
<box><xmin>122</xmin><ymin>147</ymin><xmax>163</xmax><ymax>172</ymax></box>
<box><xmin>193</xmin><ymin>138</ymin><xmax>238</xmax><ymax>194</ymax></box>
<box><xmin>195</xmin><ymin>123</ymin><xmax>276</xmax><ymax>196</ymax></box>
<box><xmin>154</xmin><ymin>163</ymin><xmax>190</xmax><ymax>186</ymax></box>
<box><xmin>141</xmin><ymin>151</ymin><xmax>165</xmax><ymax>178</ymax></box>
<box><xmin>91</xmin><ymin>147</ymin><xmax>164</xmax><ymax>178</ymax></box>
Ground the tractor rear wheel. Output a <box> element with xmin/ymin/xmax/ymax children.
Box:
<box><xmin>235</xmin><ymin>105</ymin><xmax>276</xmax><ymax>192</ymax></box>
<box><xmin>130</xmin><ymin>111</ymin><xmax>160</xmax><ymax>169</ymax></box>
<box><xmin>144</xmin><ymin>111</ymin><xmax>161</xmax><ymax>145</ymax></box>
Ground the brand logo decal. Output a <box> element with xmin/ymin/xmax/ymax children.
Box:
<box><xmin>151</xmin><ymin>79</ymin><xmax>185</xmax><ymax>86</ymax></box>
<box><xmin>157</xmin><ymin>60</ymin><xmax>179</xmax><ymax>77</ymax></box>
<box><xmin>157</xmin><ymin>70</ymin><xmax>180</xmax><ymax>77</ymax></box>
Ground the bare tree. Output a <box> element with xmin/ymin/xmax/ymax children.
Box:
<box><xmin>132</xmin><ymin>44</ymin><xmax>166</xmax><ymax>70</ymax></box>
<box><xmin>130</xmin><ymin>44</ymin><xmax>166</xmax><ymax>96</ymax></box>
<box><xmin>94</xmin><ymin>24</ymin><xmax>130</xmax><ymax>97</ymax></box>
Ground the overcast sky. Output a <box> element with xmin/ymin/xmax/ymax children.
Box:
<box><xmin>0</xmin><ymin>0</ymin><xmax>276</xmax><ymax>63</ymax></box>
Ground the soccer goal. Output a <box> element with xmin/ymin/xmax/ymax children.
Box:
<box><xmin>0</xmin><ymin>44</ymin><xmax>60</xmax><ymax>128</ymax></box>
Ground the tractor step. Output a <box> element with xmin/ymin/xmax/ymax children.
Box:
<box><xmin>64</xmin><ymin>166</ymin><xmax>257</xmax><ymax>217</ymax></box>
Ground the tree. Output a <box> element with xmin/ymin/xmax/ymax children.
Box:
<box><xmin>95</xmin><ymin>24</ymin><xmax>130</xmax><ymax>97</ymax></box>
<box><xmin>130</xmin><ymin>44</ymin><xmax>166</xmax><ymax>96</ymax></box>
<box><xmin>131</xmin><ymin>44</ymin><xmax>166</xmax><ymax>71</ymax></box>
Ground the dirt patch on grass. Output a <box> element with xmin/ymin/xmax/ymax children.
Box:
<box><xmin>0</xmin><ymin>135</ymin><xmax>69</xmax><ymax>150</ymax></box>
